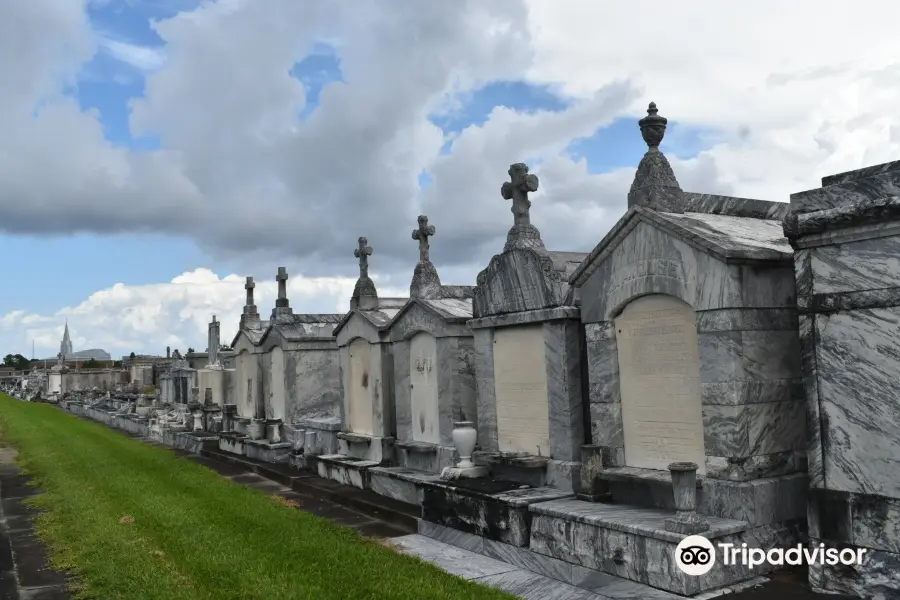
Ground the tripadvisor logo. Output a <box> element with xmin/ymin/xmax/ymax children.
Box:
<box><xmin>674</xmin><ymin>535</ymin><xmax>867</xmax><ymax>576</ymax></box>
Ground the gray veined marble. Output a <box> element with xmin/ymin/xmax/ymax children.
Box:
<box><xmin>473</xmin><ymin>569</ymin><xmax>610</xmax><ymax>600</ymax></box>
<box><xmin>815</xmin><ymin>308</ymin><xmax>900</xmax><ymax>497</ymax></box>
<box><xmin>389</xmin><ymin>534</ymin><xmax>517</xmax><ymax>580</ymax></box>
<box><xmin>807</xmin><ymin>234</ymin><xmax>900</xmax><ymax>295</ymax></box>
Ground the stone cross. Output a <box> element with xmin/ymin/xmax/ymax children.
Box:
<box><xmin>56</xmin><ymin>352</ymin><xmax>63</xmax><ymax>367</ymax></box>
<box><xmin>354</xmin><ymin>237</ymin><xmax>373</xmax><ymax>278</ymax></box>
<box><xmin>501</xmin><ymin>163</ymin><xmax>539</xmax><ymax>227</ymax></box>
<box><xmin>276</xmin><ymin>267</ymin><xmax>288</xmax><ymax>300</ymax></box>
<box><xmin>245</xmin><ymin>276</ymin><xmax>256</xmax><ymax>307</ymax></box>
<box><xmin>411</xmin><ymin>215</ymin><xmax>435</xmax><ymax>263</ymax></box>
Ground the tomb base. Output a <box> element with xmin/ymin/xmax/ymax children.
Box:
<box><xmin>244</xmin><ymin>439</ymin><xmax>292</xmax><ymax>464</ymax></box>
<box><xmin>394</xmin><ymin>440</ymin><xmax>456</xmax><ymax>473</ymax></box>
<box><xmin>314</xmin><ymin>454</ymin><xmax>381</xmax><ymax>489</ymax></box>
<box><xmin>219</xmin><ymin>432</ymin><xmax>248</xmax><ymax>456</ymax></box>
<box><xmin>336</xmin><ymin>432</ymin><xmax>394</xmax><ymax>463</ymax></box>
<box><xmin>283</xmin><ymin>417</ymin><xmax>342</xmax><ymax>469</ymax></box>
<box><xmin>527</xmin><ymin>498</ymin><xmax>801</xmax><ymax>596</ymax></box>
<box><xmin>171</xmin><ymin>431</ymin><xmax>220</xmax><ymax>454</ymax></box>
<box><xmin>419</xmin><ymin>477</ymin><xmax>571</xmax><ymax>547</ymax></box>
<box><xmin>368</xmin><ymin>466</ymin><xmax>443</xmax><ymax>505</ymax></box>
<box><xmin>439</xmin><ymin>465</ymin><xmax>489</xmax><ymax>481</ymax></box>
<box><xmin>473</xmin><ymin>451</ymin><xmax>581</xmax><ymax>492</ymax></box>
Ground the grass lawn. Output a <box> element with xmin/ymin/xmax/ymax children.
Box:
<box><xmin>0</xmin><ymin>394</ymin><xmax>516</xmax><ymax>600</ymax></box>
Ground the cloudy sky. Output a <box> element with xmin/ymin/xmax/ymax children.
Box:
<box><xmin>4</xmin><ymin>0</ymin><xmax>900</xmax><ymax>360</ymax></box>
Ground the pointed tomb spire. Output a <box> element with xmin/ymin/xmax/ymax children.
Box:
<box><xmin>627</xmin><ymin>102</ymin><xmax>685</xmax><ymax>213</ymax></box>
<box><xmin>60</xmin><ymin>320</ymin><xmax>73</xmax><ymax>359</ymax></box>
<box><xmin>410</xmin><ymin>215</ymin><xmax>442</xmax><ymax>299</ymax></box>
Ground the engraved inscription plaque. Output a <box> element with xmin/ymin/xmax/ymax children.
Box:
<box><xmin>615</xmin><ymin>294</ymin><xmax>705</xmax><ymax>473</ymax></box>
<box><xmin>493</xmin><ymin>324</ymin><xmax>551</xmax><ymax>456</ymax></box>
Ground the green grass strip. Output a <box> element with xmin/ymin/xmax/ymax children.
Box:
<box><xmin>0</xmin><ymin>394</ymin><xmax>516</xmax><ymax>600</ymax></box>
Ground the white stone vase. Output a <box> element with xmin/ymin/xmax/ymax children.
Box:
<box><xmin>452</xmin><ymin>421</ymin><xmax>477</xmax><ymax>468</ymax></box>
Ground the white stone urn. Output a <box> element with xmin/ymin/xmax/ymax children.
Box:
<box><xmin>452</xmin><ymin>421</ymin><xmax>477</xmax><ymax>468</ymax></box>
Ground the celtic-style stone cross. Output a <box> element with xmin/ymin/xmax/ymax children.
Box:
<box><xmin>276</xmin><ymin>267</ymin><xmax>288</xmax><ymax>300</ymax></box>
<box><xmin>355</xmin><ymin>237</ymin><xmax>373</xmax><ymax>278</ymax></box>
<box><xmin>412</xmin><ymin>215</ymin><xmax>435</xmax><ymax>263</ymax></box>
<box><xmin>501</xmin><ymin>163</ymin><xmax>539</xmax><ymax>227</ymax></box>
<box><xmin>245</xmin><ymin>276</ymin><xmax>255</xmax><ymax>306</ymax></box>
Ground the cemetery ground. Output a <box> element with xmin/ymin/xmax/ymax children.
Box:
<box><xmin>0</xmin><ymin>393</ymin><xmax>516</xmax><ymax>600</ymax></box>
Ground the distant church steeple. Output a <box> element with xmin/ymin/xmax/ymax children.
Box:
<box><xmin>60</xmin><ymin>320</ymin><xmax>73</xmax><ymax>360</ymax></box>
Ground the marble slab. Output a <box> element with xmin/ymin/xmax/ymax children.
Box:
<box><xmin>529</xmin><ymin>498</ymin><xmax>749</xmax><ymax>543</ymax></box>
<box><xmin>389</xmin><ymin>534</ymin><xmax>517</xmax><ymax>580</ymax></box>
<box><xmin>473</xmin><ymin>569</ymin><xmax>609</xmax><ymax>600</ymax></box>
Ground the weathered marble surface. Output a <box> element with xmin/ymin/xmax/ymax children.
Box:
<box><xmin>545</xmin><ymin>319</ymin><xmax>585</xmax><ymax>463</ymax></box>
<box><xmin>314</xmin><ymin>454</ymin><xmax>379</xmax><ymax>489</ymax></box>
<box><xmin>468</xmin><ymin>306</ymin><xmax>580</xmax><ymax>330</ymax></box>
<box><xmin>704</xmin><ymin>474</ymin><xmax>807</xmax><ymax>526</ymax></box>
<box><xmin>702</xmin><ymin>400</ymin><xmax>805</xmax><ymax>457</ymax></box>
<box><xmin>584</xmin><ymin>322</ymin><xmax>620</xmax><ymax>405</ymax></box>
<box><xmin>806</xmin><ymin>234</ymin><xmax>900</xmax><ymax>295</ymax></box>
<box><xmin>416</xmin><ymin>519</ymin><xmax>684</xmax><ymax>598</ymax></box>
<box><xmin>808</xmin><ymin>538</ymin><xmax>900</xmax><ymax>599</ymax></box>
<box><xmin>368</xmin><ymin>469</ymin><xmax>420</xmax><ymax>505</ymax></box>
<box><xmin>815</xmin><ymin>308</ymin><xmax>900</xmax><ymax>497</ymax></box>
<box><xmin>529</xmin><ymin>510</ymin><xmax>798</xmax><ymax>596</ymax></box>
<box><xmin>387</xmin><ymin>299</ymin><xmax>472</xmax><ymax>341</ymax></box>
<box><xmin>682</xmin><ymin>192</ymin><xmax>790</xmax><ymax>220</ymax></box>
<box><xmin>705</xmin><ymin>449</ymin><xmax>803</xmax><ymax>482</ymax></box>
<box><xmin>790</xmin><ymin>161</ymin><xmax>900</xmax><ymax>214</ymax></box>
<box><xmin>418</xmin><ymin>519</ymin><xmax>484</xmax><ymax>553</ymax></box>
<box><xmin>808</xmin><ymin>487</ymin><xmax>900</xmax><ymax>555</ymax></box>
<box><xmin>695</xmin><ymin>308</ymin><xmax>798</xmax><ymax>333</ymax></box>
<box><xmin>529</xmin><ymin>498</ymin><xmax>748</xmax><ymax>543</ymax></box>
<box><xmin>472</xmin><ymin>328</ymin><xmax>498</xmax><ymax>452</ymax></box>
<box><xmin>393</xmin><ymin>339</ymin><xmax>412</xmax><ymax>442</ymax></box>
<box><xmin>421</xmin><ymin>481</ymin><xmax>569</xmax><ymax>547</ymax></box>
<box><xmin>473</xmin><ymin>568</ymin><xmax>607</xmax><ymax>600</ymax></box>
<box><xmin>473</xmin><ymin>248</ymin><xmax>580</xmax><ymax>318</ymax></box>
<box><xmin>390</xmin><ymin>534</ymin><xmax>517</xmax><ymax>580</ymax></box>
<box><xmin>575</xmin><ymin>219</ymin><xmax>793</xmax><ymax>323</ymax></box>
<box><xmin>284</xmin><ymin>347</ymin><xmax>341</xmax><ymax>424</ymax></box>
<box><xmin>785</xmin><ymin>195</ymin><xmax>900</xmax><ymax>243</ymax></box>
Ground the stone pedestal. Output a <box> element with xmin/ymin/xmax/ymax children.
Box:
<box><xmin>266</xmin><ymin>419</ymin><xmax>282</xmax><ymax>443</ymax></box>
<box><xmin>576</xmin><ymin>444</ymin><xmax>613</xmax><ymax>502</ymax></box>
<box><xmin>664</xmin><ymin>462</ymin><xmax>709</xmax><ymax>534</ymax></box>
<box><xmin>248</xmin><ymin>418</ymin><xmax>266</xmax><ymax>440</ymax></box>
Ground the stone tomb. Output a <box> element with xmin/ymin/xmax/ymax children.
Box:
<box><xmin>219</xmin><ymin>276</ymin><xmax>269</xmax><ymax>454</ymax></box>
<box><xmin>468</xmin><ymin>163</ymin><xmax>588</xmax><ymax>491</ymax></box>
<box><xmin>316</xmin><ymin>237</ymin><xmax>407</xmax><ymax>488</ymax></box>
<box><xmin>368</xmin><ymin>215</ymin><xmax>478</xmax><ymax>504</ymax></box>
<box><xmin>557</xmin><ymin>103</ymin><xmax>807</xmax><ymax>594</ymax></box>
<box><xmin>784</xmin><ymin>159</ymin><xmax>900</xmax><ymax>597</ymax></box>
<box><xmin>255</xmin><ymin>269</ymin><xmax>344</xmax><ymax>466</ymax></box>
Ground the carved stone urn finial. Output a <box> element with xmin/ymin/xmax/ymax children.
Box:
<box><xmin>639</xmin><ymin>102</ymin><xmax>667</xmax><ymax>150</ymax></box>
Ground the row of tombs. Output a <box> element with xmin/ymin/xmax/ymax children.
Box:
<box><xmin>64</xmin><ymin>104</ymin><xmax>900</xmax><ymax>599</ymax></box>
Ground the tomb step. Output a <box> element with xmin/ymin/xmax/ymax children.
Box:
<box><xmin>526</xmin><ymin>498</ymin><xmax>795</xmax><ymax>596</ymax></box>
<box><xmin>292</xmin><ymin>475</ymin><xmax>420</xmax><ymax>532</ymax></box>
<box><xmin>599</xmin><ymin>466</ymin><xmax>701</xmax><ymax>512</ymax></box>
<box><xmin>199</xmin><ymin>449</ymin><xmax>419</xmax><ymax>532</ymax></box>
